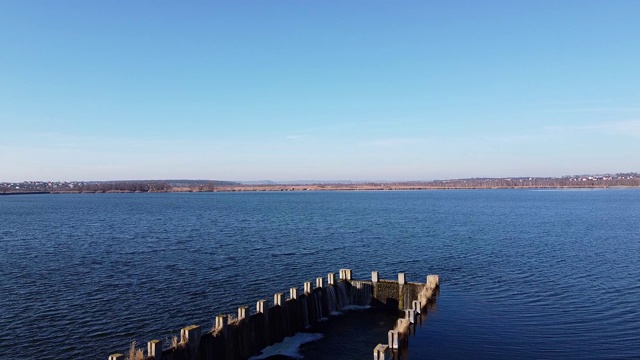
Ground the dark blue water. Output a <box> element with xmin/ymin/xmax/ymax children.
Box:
<box><xmin>1</xmin><ymin>190</ymin><xmax>639</xmax><ymax>359</ymax></box>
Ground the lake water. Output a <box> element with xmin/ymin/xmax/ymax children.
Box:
<box><xmin>1</xmin><ymin>190</ymin><xmax>639</xmax><ymax>359</ymax></box>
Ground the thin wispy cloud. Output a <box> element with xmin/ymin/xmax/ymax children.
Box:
<box><xmin>489</xmin><ymin>133</ymin><xmax>558</xmax><ymax>144</ymax></box>
<box><xmin>585</xmin><ymin>119</ymin><xmax>640</xmax><ymax>138</ymax></box>
<box><xmin>285</xmin><ymin>119</ymin><xmax>419</xmax><ymax>137</ymax></box>
<box><xmin>361</xmin><ymin>137</ymin><xmax>426</xmax><ymax>147</ymax></box>
<box><xmin>544</xmin><ymin>120</ymin><xmax>640</xmax><ymax>138</ymax></box>
<box><xmin>285</xmin><ymin>135</ymin><xmax>304</xmax><ymax>140</ymax></box>
<box><xmin>12</xmin><ymin>132</ymin><xmax>150</xmax><ymax>151</ymax></box>
<box><xmin>542</xmin><ymin>108</ymin><xmax>640</xmax><ymax>114</ymax></box>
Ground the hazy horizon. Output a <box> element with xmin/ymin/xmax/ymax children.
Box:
<box><xmin>2</xmin><ymin>171</ymin><xmax>638</xmax><ymax>184</ymax></box>
<box><xmin>1</xmin><ymin>1</ymin><xmax>639</xmax><ymax>182</ymax></box>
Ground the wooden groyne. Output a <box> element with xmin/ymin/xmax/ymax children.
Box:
<box><xmin>108</xmin><ymin>270</ymin><xmax>440</xmax><ymax>360</ymax></box>
<box><xmin>373</xmin><ymin>274</ymin><xmax>440</xmax><ymax>360</ymax></box>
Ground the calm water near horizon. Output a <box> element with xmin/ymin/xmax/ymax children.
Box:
<box><xmin>1</xmin><ymin>190</ymin><xmax>639</xmax><ymax>359</ymax></box>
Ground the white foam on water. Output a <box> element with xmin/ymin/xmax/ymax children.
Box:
<box><xmin>249</xmin><ymin>332</ymin><xmax>324</xmax><ymax>360</ymax></box>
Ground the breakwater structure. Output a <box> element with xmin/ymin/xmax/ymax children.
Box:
<box><xmin>108</xmin><ymin>269</ymin><xmax>440</xmax><ymax>360</ymax></box>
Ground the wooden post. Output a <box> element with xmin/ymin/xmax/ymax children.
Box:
<box><xmin>238</xmin><ymin>306</ymin><xmax>248</xmax><ymax>320</ymax></box>
<box><xmin>373</xmin><ymin>344</ymin><xmax>391</xmax><ymax>360</ymax></box>
<box><xmin>274</xmin><ymin>292</ymin><xmax>284</xmax><ymax>306</ymax></box>
<box><xmin>347</xmin><ymin>269</ymin><xmax>353</xmax><ymax>280</ymax></box>
<box><xmin>328</xmin><ymin>272</ymin><xmax>336</xmax><ymax>285</ymax></box>
<box><xmin>341</xmin><ymin>269</ymin><xmax>352</xmax><ymax>280</ymax></box>
<box><xmin>257</xmin><ymin>299</ymin><xmax>267</xmax><ymax>313</ymax></box>
<box><xmin>405</xmin><ymin>308</ymin><xmax>416</xmax><ymax>324</ymax></box>
<box><xmin>412</xmin><ymin>299</ymin><xmax>422</xmax><ymax>314</ymax></box>
<box><xmin>180</xmin><ymin>325</ymin><xmax>201</xmax><ymax>360</ymax></box>
<box><xmin>148</xmin><ymin>340</ymin><xmax>162</xmax><ymax>360</ymax></box>
<box><xmin>398</xmin><ymin>272</ymin><xmax>406</xmax><ymax>285</ymax></box>
<box><xmin>387</xmin><ymin>330</ymin><xmax>399</xmax><ymax>349</ymax></box>
<box><xmin>427</xmin><ymin>274</ymin><xmax>440</xmax><ymax>289</ymax></box>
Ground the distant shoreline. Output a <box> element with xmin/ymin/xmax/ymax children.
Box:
<box><xmin>0</xmin><ymin>191</ymin><xmax>51</xmax><ymax>196</ymax></box>
<box><xmin>1</xmin><ymin>184</ymin><xmax>638</xmax><ymax>195</ymax></box>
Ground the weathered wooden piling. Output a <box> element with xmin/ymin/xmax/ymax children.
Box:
<box><xmin>412</xmin><ymin>299</ymin><xmax>421</xmax><ymax>314</ymax></box>
<box><xmin>215</xmin><ymin>315</ymin><xmax>228</xmax><ymax>334</ymax></box>
<box><xmin>387</xmin><ymin>329</ymin><xmax>399</xmax><ymax>349</ymax></box>
<box><xmin>405</xmin><ymin>308</ymin><xmax>416</xmax><ymax>324</ymax></box>
<box><xmin>340</xmin><ymin>268</ymin><xmax>352</xmax><ymax>281</ymax></box>
<box><xmin>148</xmin><ymin>340</ymin><xmax>162</xmax><ymax>360</ymax></box>
<box><xmin>328</xmin><ymin>272</ymin><xmax>336</xmax><ymax>285</ymax></box>
<box><xmin>373</xmin><ymin>344</ymin><xmax>391</xmax><ymax>360</ymax></box>
<box><xmin>371</xmin><ymin>272</ymin><xmax>441</xmax><ymax>359</ymax></box>
<box><xmin>267</xmin><ymin>297</ymin><xmax>286</xmax><ymax>344</ymax></box>
<box><xmin>180</xmin><ymin>325</ymin><xmax>201</xmax><ymax>360</ymax></box>
<box><xmin>274</xmin><ymin>292</ymin><xmax>284</xmax><ymax>307</ymax></box>
<box><xmin>256</xmin><ymin>300</ymin><xmax>267</xmax><ymax>314</ymax></box>
<box><xmin>238</xmin><ymin>306</ymin><xmax>248</xmax><ymax>320</ymax></box>
<box><xmin>398</xmin><ymin>272</ymin><xmax>406</xmax><ymax>285</ymax></box>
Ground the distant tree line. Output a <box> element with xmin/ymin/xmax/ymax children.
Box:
<box><xmin>75</xmin><ymin>181</ymin><xmax>172</xmax><ymax>192</ymax></box>
<box><xmin>0</xmin><ymin>180</ymin><xmax>240</xmax><ymax>194</ymax></box>
<box><xmin>398</xmin><ymin>173</ymin><xmax>640</xmax><ymax>188</ymax></box>
<box><xmin>2</xmin><ymin>175</ymin><xmax>639</xmax><ymax>194</ymax></box>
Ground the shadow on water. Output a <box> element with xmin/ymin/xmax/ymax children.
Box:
<box><xmin>294</xmin><ymin>290</ymin><xmax>440</xmax><ymax>360</ymax></box>
<box><xmin>297</xmin><ymin>309</ymin><xmax>399</xmax><ymax>360</ymax></box>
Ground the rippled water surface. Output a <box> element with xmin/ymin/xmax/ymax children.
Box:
<box><xmin>1</xmin><ymin>190</ymin><xmax>639</xmax><ymax>359</ymax></box>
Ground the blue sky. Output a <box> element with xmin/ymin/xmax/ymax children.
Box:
<box><xmin>1</xmin><ymin>1</ymin><xmax>639</xmax><ymax>182</ymax></box>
